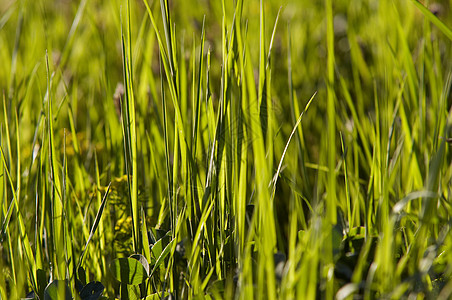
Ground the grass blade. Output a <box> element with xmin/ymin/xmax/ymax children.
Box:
<box><xmin>77</xmin><ymin>182</ymin><xmax>111</xmax><ymax>269</ymax></box>
<box><xmin>410</xmin><ymin>0</ymin><xmax>452</xmax><ymax>41</ymax></box>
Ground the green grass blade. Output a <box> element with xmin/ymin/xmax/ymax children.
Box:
<box><xmin>121</xmin><ymin>1</ymin><xmax>140</xmax><ymax>253</ymax></box>
<box><xmin>78</xmin><ymin>182</ymin><xmax>111</xmax><ymax>269</ymax></box>
<box><xmin>0</xmin><ymin>145</ymin><xmax>37</xmax><ymax>292</ymax></box>
<box><xmin>272</xmin><ymin>92</ymin><xmax>316</xmax><ymax>199</ymax></box>
<box><xmin>410</xmin><ymin>0</ymin><xmax>452</xmax><ymax>41</ymax></box>
<box><xmin>325</xmin><ymin>0</ymin><xmax>336</xmax><ymax>225</ymax></box>
<box><xmin>325</xmin><ymin>0</ymin><xmax>336</xmax><ymax>298</ymax></box>
<box><xmin>45</xmin><ymin>51</ymin><xmax>65</xmax><ymax>280</ymax></box>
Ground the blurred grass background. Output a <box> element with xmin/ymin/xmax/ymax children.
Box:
<box><xmin>1</xmin><ymin>0</ymin><xmax>452</xmax><ymax>299</ymax></box>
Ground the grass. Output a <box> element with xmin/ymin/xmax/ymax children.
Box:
<box><xmin>1</xmin><ymin>0</ymin><xmax>452</xmax><ymax>299</ymax></box>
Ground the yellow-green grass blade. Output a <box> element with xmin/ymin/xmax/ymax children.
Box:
<box><xmin>410</xmin><ymin>0</ymin><xmax>452</xmax><ymax>41</ymax></box>
<box><xmin>78</xmin><ymin>182</ymin><xmax>111</xmax><ymax>269</ymax></box>
<box><xmin>287</xmin><ymin>24</ymin><xmax>311</xmax><ymax>199</ymax></box>
<box><xmin>324</xmin><ymin>0</ymin><xmax>336</xmax><ymax>298</ymax></box>
<box><xmin>45</xmin><ymin>51</ymin><xmax>65</xmax><ymax>280</ymax></box>
<box><xmin>0</xmin><ymin>145</ymin><xmax>37</xmax><ymax>293</ymax></box>
<box><xmin>120</xmin><ymin>1</ymin><xmax>140</xmax><ymax>253</ymax></box>
<box><xmin>272</xmin><ymin>92</ymin><xmax>316</xmax><ymax>200</ymax></box>
<box><xmin>2</xmin><ymin>94</ymin><xmax>13</xmax><ymax>180</ymax></box>
<box><xmin>325</xmin><ymin>0</ymin><xmax>336</xmax><ymax>226</ymax></box>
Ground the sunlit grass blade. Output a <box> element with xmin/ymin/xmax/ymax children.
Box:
<box><xmin>45</xmin><ymin>51</ymin><xmax>66</xmax><ymax>280</ymax></box>
<box><xmin>120</xmin><ymin>0</ymin><xmax>140</xmax><ymax>253</ymax></box>
<box><xmin>272</xmin><ymin>92</ymin><xmax>316</xmax><ymax>199</ymax></box>
<box><xmin>340</xmin><ymin>133</ymin><xmax>352</xmax><ymax>229</ymax></box>
<box><xmin>410</xmin><ymin>0</ymin><xmax>452</xmax><ymax>41</ymax></box>
<box><xmin>0</xmin><ymin>145</ymin><xmax>37</xmax><ymax>293</ymax></box>
<box><xmin>78</xmin><ymin>182</ymin><xmax>111</xmax><ymax>269</ymax></box>
<box><xmin>159</xmin><ymin>54</ymin><xmax>173</xmax><ymax>230</ymax></box>
<box><xmin>324</xmin><ymin>0</ymin><xmax>336</xmax><ymax>298</ymax></box>
<box><xmin>190</xmin><ymin>16</ymin><xmax>206</xmax><ymax>225</ymax></box>
<box><xmin>2</xmin><ymin>93</ymin><xmax>13</xmax><ymax>180</ymax></box>
<box><xmin>325</xmin><ymin>0</ymin><xmax>336</xmax><ymax>226</ymax></box>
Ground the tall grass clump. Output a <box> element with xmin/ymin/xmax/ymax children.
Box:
<box><xmin>1</xmin><ymin>0</ymin><xmax>452</xmax><ymax>299</ymax></box>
